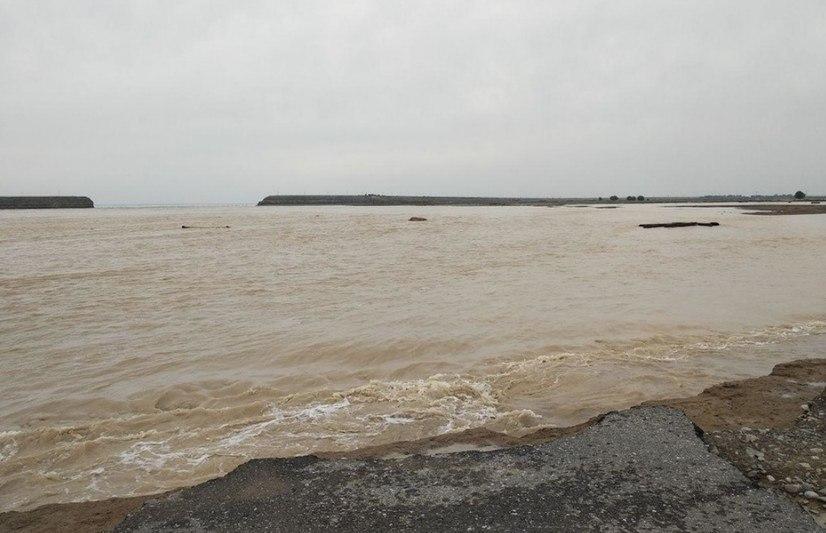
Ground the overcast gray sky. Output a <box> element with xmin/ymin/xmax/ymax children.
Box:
<box><xmin>1</xmin><ymin>1</ymin><xmax>824</xmax><ymax>204</ymax></box>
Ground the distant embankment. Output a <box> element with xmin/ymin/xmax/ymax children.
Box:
<box><xmin>258</xmin><ymin>195</ymin><xmax>557</xmax><ymax>206</ymax></box>
<box><xmin>257</xmin><ymin>194</ymin><xmax>825</xmax><ymax>207</ymax></box>
<box><xmin>0</xmin><ymin>196</ymin><xmax>94</xmax><ymax>209</ymax></box>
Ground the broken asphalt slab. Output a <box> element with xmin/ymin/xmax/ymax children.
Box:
<box><xmin>115</xmin><ymin>406</ymin><xmax>818</xmax><ymax>532</ymax></box>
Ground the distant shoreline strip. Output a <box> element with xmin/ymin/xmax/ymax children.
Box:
<box><xmin>0</xmin><ymin>196</ymin><xmax>94</xmax><ymax>209</ymax></box>
<box><xmin>257</xmin><ymin>195</ymin><xmax>557</xmax><ymax>206</ymax></box>
<box><xmin>257</xmin><ymin>194</ymin><xmax>822</xmax><ymax>207</ymax></box>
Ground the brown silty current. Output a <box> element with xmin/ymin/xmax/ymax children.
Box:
<box><xmin>1</xmin><ymin>203</ymin><xmax>825</xmax><ymax>511</ymax></box>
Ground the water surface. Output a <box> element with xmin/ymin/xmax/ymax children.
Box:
<box><xmin>1</xmin><ymin>204</ymin><xmax>824</xmax><ymax>510</ymax></box>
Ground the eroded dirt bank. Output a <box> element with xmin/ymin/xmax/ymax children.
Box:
<box><xmin>2</xmin><ymin>359</ymin><xmax>824</xmax><ymax>532</ymax></box>
<box><xmin>659</xmin><ymin>359</ymin><xmax>826</xmax><ymax>522</ymax></box>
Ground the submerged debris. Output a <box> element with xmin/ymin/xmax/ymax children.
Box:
<box><xmin>181</xmin><ymin>225</ymin><xmax>230</xmax><ymax>229</ymax></box>
<box><xmin>639</xmin><ymin>222</ymin><xmax>720</xmax><ymax>229</ymax></box>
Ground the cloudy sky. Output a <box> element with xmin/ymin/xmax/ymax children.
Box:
<box><xmin>1</xmin><ymin>1</ymin><xmax>824</xmax><ymax>204</ymax></box>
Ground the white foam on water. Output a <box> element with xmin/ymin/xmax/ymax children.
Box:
<box><xmin>379</xmin><ymin>415</ymin><xmax>416</xmax><ymax>425</ymax></box>
<box><xmin>293</xmin><ymin>398</ymin><xmax>351</xmax><ymax>420</ymax></box>
<box><xmin>118</xmin><ymin>440</ymin><xmax>210</xmax><ymax>472</ymax></box>
<box><xmin>0</xmin><ymin>439</ymin><xmax>19</xmax><ymax>462</ymax></box>
<box><xmin>216</xmin><ymin>413</ymin><xmax>285</xmax><ymax>449</ymax></box>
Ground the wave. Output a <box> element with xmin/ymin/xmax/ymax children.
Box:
<box><xmin>1</xmin><ymin>319</ymin><xmax>824</xmax><ymax>512</ymax></box>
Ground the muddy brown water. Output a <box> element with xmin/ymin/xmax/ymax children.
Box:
<box><xmin>1</xmin><ymin>203</ymin><xmax>824</xmax><ymax>511</ymax></box>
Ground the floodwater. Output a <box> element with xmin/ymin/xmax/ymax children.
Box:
<box><xmin>1</xmin><ymin>203</ymin><xmax>824</xmax><ymax>511</ymax></box>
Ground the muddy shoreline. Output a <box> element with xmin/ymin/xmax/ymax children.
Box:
<box><xmin>2</xmin><ymin>358</ymin><xmax>823</xmax><ymax>532</ymax></box>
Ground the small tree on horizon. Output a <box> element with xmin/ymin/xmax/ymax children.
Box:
<box><xmin>795</xmin><ymin>190</ymin><xmax>806</xmax><ymax>199</ymax></box>
<box><xmin>627</xmin><ymin>195</ymin><xmax>636</xmax><ymax>201</ymax></box>
<box><xmin>610</xmin><ymin>195</ymin><xmax>618</xmax><ymax>201</ymax></box>
<box><xmin>637</xmin><ymin>195</ymin><xmax>645</xmax><ymax>201</ymax></box>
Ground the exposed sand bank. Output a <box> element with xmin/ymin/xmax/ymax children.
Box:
<box><xmin>2</xmin><ymin>358</ymin><xmax>823</xmax><ymax>532</ymax></box>
<box><xmin>680</xmin><ymin>203</ymin><xmax>826</xmax><ymax>216</ymax></box>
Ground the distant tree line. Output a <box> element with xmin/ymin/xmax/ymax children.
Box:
<box><xmin>599</xmin><ymin>191</ymin><xmax>809</xmax><ymax>202</ymax></box>
<box><xmin>605</xmin><ymin>195</ymin><xmax>644</xmax><ymax>201</ymax></box>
